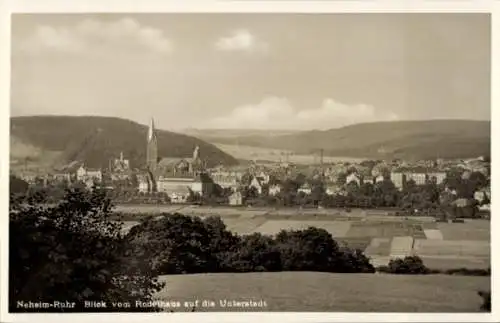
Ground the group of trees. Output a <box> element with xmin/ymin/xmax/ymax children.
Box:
<box><xmin>10</xmin><ymin>184</ymin><xmax>375</xmax><ymax>312</ymax></box>
<box><xmin>126</xmin><ymin>214</ymin><xmax>375</xmax><ymax>275</ymax></box>
<box><xmin>10</xmin><ymin>187</ymin><xmax>164</xmax><ymax>312</ymax></box>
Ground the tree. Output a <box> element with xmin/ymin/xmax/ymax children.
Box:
<box><xmin>374</xmin><ymin>180</ymin><xmax>398</xmax><ymax>207</ymax></box>
<box><xmin>275</xmin><ymin>227</ymin><xmax>374</xmax><ymax>273</ymax></box>
<box><xmin>359</xmin><ymin>182</ymin><xmax>375</xmax><ymax>197</ymax></box>
<box><xmin>387</xmin><ymin>256</ymin><xmax>429</xmax><ymax>275</ymax></box>
<box><xmin>345</xmin><ymin>181</ymin><xmax>360</xmax><ymax>196</ymax></box>
<box><xmin>336</xmin><ymin>172</ymin><xmax>347</xmax><ymax>186</ymax></box>
<box><xmin>294</xmin><ymin>173</ymin><xmax>307</xmax><ymax>187</ymax></box>
<box><xmin>202</xmin><ymin>216</ymin><xmax>242</xmax><ymax>270</ymax></box>
<box><xmin>469</xmin><ymin>171</ymin><xmax>488</xmax><ymax>191</ymax></box>
<box><xmin>310</xmin><ymin>180</ymin><xmax>326</xmax><ymax>207</ymax></box>
<box><xmin>10</xmin><ymin>187</ymin><xmax>164</xmax><ymax>312</ymax></box>
<box><xmin>10</xmin><ymin>175</ymin><xmax>29</xmax><ymax>195</ymax></box>
<box><xmin>276</xmin><ymin>227</ymin><xmax>340</xmax><ymax>272</ymax></box>
<box><xmin>241</xmin><ymin>186</ymin><xmax>259</xmax><ymax>204</ymax></box>
<box><xmin>187</xmin><ymin>188</ymin><xmax>202</xmax><ymax>204</ymax></box>
<box><xmin>222</xmin><ymin>233</ymin><xmax>282</xmax><ymax>272</ymax></box>
<box><xmin>126</xmin><ymin>214</ymin><xmax>217</xmax><ymax>274</ymax></box>
<box><xmin>478</xmin><ymin>290</ymin><xmax>491</xmax><ymax>312</ymax></box>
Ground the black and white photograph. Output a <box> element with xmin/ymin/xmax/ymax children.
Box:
<box><xmin>3</xmin><ymin>3</ymin><xmax>496</xmax><ymax>322</ymax></box>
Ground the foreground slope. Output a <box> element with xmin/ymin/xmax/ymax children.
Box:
<box><xmin>156</xmin><ymin>272</ymin><xmax>489</xmax><ymax>312</ymax></box>
<box><xmin>198</xmin><ymin>120</ymin><xmax>490</xmax><ymax>160</ymax></box>
<box><xmin>10</xmin><ymin>116</ymin><xmax>238</xmax><ymax>169</ymax></box>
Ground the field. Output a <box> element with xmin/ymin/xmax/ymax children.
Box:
<box><xmin>117</xmin><ymin>205</ymin><xmax>490</xmax><ymax>269</ymax></box>
<box><xmin>210</xmin><ymin>143</ymin><xmax>364</xmax><ymax>164</ymax></box>
<box><xmin>155</xmin><ymin>272</ymin><xmax>490</xmax><ymax>312</ymax></box>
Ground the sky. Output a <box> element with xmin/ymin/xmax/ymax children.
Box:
<box><xmin>10</xmin><ymin>13</ymin><xmax>491</xmax><ymax>131</ymax></box>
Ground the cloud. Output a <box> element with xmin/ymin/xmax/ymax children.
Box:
<box><xmin>17</xmin><ymin>17</ymin><xmax>172</xmax><ymax>56</ymax></box>
<box><xmin>214</xmin><ymin>29</ymin><xmax>268</xmax><ymax>53</ymax></box>
<box><xmin>203</xmin><ymin>97</ymin><xmax>399</xmax><ymax>130</ymax></box>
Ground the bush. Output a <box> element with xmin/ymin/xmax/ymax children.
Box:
<box><xmin>275</xmin><ymin>227</ymin><xmax>374</xmax><ymax>273</ymax></box>
<box><xmin>386</xmin><ymin>256</ymin><xmax>430</xmax><ymax>275</ymax></box>
<box><xmin>445</xmin><ymin>268</ymin><xmax>490</xmax><ymax>276</ymax></box>
<box><xmin>126</xmin><ymin>214</ymin><xmax>218</xmax><ymax>274</ymax></box>
<box><xmin>478</xmin><ymin>290</ymin><xmax>491</xmax><ymax>312</ymax></box>
<box><xmin>275</xmin><ymin>227</ymin><xmax>340</xmax><ymax>272</ymax></box>
<box><xmin>336</xmin><ymin>247</ymin><xmax>376</xmax><ymax>273</ymax></box>
<box><xmin>221</xmin><ymin>233</ymin><xmax>282</xmax><ymax>272</ymax></box>
<box><xmin>9</xmin><ymin>187</ymin><xmax>164</xmax><ymax>312</ymax></box>
<box><xmin>377</xmin><ymin>264</ymin><xmax>491</xmax><ymax>276</ymax></box>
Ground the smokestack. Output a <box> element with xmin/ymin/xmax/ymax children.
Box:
<box><xmin>320</xmin><ymin>149</ymin><xmax>325</xmax><ymax>179</ymax></box>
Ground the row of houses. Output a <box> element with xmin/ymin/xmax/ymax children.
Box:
<box><xmin>389</xmin><ymin>171</ymin><xmax>447</xmax><ymax>190</ymax></box>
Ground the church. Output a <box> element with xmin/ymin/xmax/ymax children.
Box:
<box><xmin>138</xmin><ymin>118</ymin><xmax>212</xmax><ymax>203</ymax></box>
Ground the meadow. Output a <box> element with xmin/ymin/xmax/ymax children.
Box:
<box><xmin>117</xmin><ymin>205</ymin><xmax>490</xmax><ymax>269</ymax></box>
<box><xmin>155</xmin><ymin>272</ymin><xmax>490</xmax><ymax>312</ymax></box>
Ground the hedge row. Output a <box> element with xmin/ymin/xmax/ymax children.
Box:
<box><xmin>376</xmin><ymin>256</ymin><xmax>490</xmax><ymax>276</ymax></box>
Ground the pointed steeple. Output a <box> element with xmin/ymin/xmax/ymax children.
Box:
<box><xmin>193</xmin><ymin>145</ymin><xmax>200</xmax><ymax>160</ymax></box>
<box><xmin>146</xmin><ymin>117</ymin><xmax>158</xmax><ymax>172</ymax></box>
<box><xmin>147</xmin><ymin>117</ymin><xmax>156</xmax><ymax>142</ymax></box>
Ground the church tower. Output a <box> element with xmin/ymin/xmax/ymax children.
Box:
<box><xmin>146</xmin><ymin>117</ymin><xmax>158</xmax><ymax>172</ymax></box>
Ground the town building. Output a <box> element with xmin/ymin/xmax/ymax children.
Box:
<box><xmin>137</xmin><ymin>173</ymin><xmax>153</xmax><ymax>193</ymax></box>
<box><xmin>210</xmin><ymin>170</ymin><xmax>242</xmax><ymax>191</ymax></box>
<box><xmin>390</xmin><ymin>172</ymin><xmax>405</xmax><ymax>191</ymax></box>
<box><xmin>427</xmin><ymin>172</ymin><xmax>447</xmax><ymax>185</ymax></box>
<box><xmin>363</xmin><ymin>178</ymin><xmax>374</xmax><ymax>185</ymax></box>
<box><xmin>229</xmin><ymin>191</ymin><xmax>243</xmax><ymax>206</ymax></box>
<box><xmin>405</xmin><ymin>173</ymin><xmax>427</xmax><ymax>186</ymax></box>
<box><xmin>76</xmin><ymin>165</ymin><xmax>103</xmax><ymax>183</ymax></box>
<box><xmin>140</xmin><ymin>117</ymin><xmax>212</xmax><ymax>199</ymax></box>
<box><xmin>111</xmin><ymin>152</ymin><xmax>130</xmax><ymax>172</ymax></box>
<box><xmin>268</xmin><ymin>184</ymin><xmax>282</xmax><ymax>196</ymax></box>
<box><xmin>298</xmin><ymin>183</ymin><xmax>312</xmax><ymax>195</ymax></box>
<box><xmin>249</xmin><ymin>175</ymin><xmax>265</xmax><ymax>195</ymax></box>
<box><xmin>345</xmin><ymin>173</ymin><xmax>361</xmax><ymax>186</ymax></box>
<box><xmin>52</xmin><ymin>172</ymin><xmax>71</xmax><ymax>183</ymax></box>
<box><xmin>325</xmin><ymin>184</ymin><xmax>341</xmax><ymax>196</ymax></box>
<box><xmin>474</xmin><ymin>190</ymin><xmax>489</xmax><ymax>204</ymax></box>
<box><xmin>461</xmin><ymin>170</ymin><xmax>472</xmax><ymax>180</ymax></box>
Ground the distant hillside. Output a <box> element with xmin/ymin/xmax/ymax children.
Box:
<box><xmin>200</xmin><ymin>120</ymin><xmax>490</xmax><ymax>160</ymax></box>
<box><xmin>181</xmin><ymin>128</ymin><xmax>299</xmax><ymax>139</ymax></box>
<box><xmin>10</xmin><ymin>116</ymin><xmax>238</xmax><ymax>170</ymax></box>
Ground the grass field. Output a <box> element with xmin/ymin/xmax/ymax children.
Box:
<box><xmin>437</xmin><ymin>222</ymin><xmax>490</xmax><ymax>241</ymax></box>
<box><xmin>253</xmin><ymin>220</ymin><xmax>352</xmax><ymax>237</ymax></box>
<box><xmin>117</xmin><ymin>205</ymin><xmax>490</xmax><ymax>269</ymax></box>
<box><xmin>155</xmin><ymin>272</ymin><xmax>490</xmax><ymax>312</ymax></box>
<box><xmin>419</xmin><ymin>257</ymin><xmax>491</xmax><ymax>270</ymax></box>
<box><xmin>413</xmin><ymin>240</ymin><xmax>490</xmax><ymax>258</ymax></box>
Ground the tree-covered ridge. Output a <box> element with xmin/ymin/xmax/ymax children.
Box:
<box><xmin>200</xmin><ymin>120</ymin><xmax>490</xmax><ymax>160</ymax></box>
<box><xmin>11</xmin><ymin>115</ymin><xmax>238</xmax><ymax>169</ymax></box>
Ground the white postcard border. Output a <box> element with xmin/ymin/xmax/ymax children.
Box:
<box><xmin>1</xmin><ymin>1</ymin><xmax>497</xmax><ymax>322</ymax></box>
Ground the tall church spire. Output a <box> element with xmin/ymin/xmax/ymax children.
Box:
<box><xmin>146</xmin><ymin>117</ymin><xmax>158</xmax><ymax>172</ymax></box>
<box><xmin>147</xmin><ymin>117</ymin><xmax>156</xmax><ymax>142</ymax></box>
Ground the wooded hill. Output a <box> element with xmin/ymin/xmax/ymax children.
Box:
<box><xmin>11</xmin><ymin>116</ymin><xmax>238</xmax><ymax>170</ymax></box>
<box><xmin>198</xmin><ymin>120</ymin><xmax>490</xmax><ymax>160</ymax></box>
